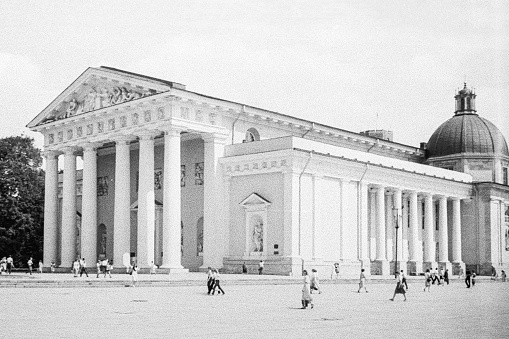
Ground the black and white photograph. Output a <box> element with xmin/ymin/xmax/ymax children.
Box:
<box><xmin>0</xmin><ymin>1</ymin><xmax>508</xmax><ymax>338</ymax></box>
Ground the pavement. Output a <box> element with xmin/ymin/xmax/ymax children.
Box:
<box><xmin>0</xmin><ymin>273</ymin><xmax>507</xmax><ymax>338</ymax></box>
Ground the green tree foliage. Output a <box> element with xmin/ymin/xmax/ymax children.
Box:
<box><xmin>0</xmin><ymin>136</ymin><xmax>44</xmax><ymax>267</ymax></box>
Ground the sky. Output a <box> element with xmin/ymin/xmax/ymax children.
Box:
<box><xmin>0</xmin><ymin>1</ymin><xmax>508</xmax><ymax>151</ymax></box>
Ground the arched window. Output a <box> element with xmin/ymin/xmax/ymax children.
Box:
<box><xmin>245</xmin><ymin>128</ymin><xmax>260</xmax><ymax>142</ymax></box>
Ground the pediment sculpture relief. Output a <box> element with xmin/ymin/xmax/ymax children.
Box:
<box><xmin>41</xmin><ymin>85</ymin><xmax>158</xmax><ymax>124</ymax></box>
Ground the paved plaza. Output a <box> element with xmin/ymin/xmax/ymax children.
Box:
<box><xmin>0</xmin><ymin>275</ymin><xmax>507</xmax><ymax>338</ymax></box>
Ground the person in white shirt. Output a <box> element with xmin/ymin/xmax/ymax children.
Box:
<box><xmin>206</xmin><ymin>267</ymin><xmax>214</xmax><ymax>295</ymax></box>
<box><xmin>331</xmin><ymin>263</ymin><xmax>340</xmax><ymax>281</ymax></box>
<box><xmin>211</xmin><ymin>269</ymin><xmax>225</xmax><ymax>295</ymax></box>
<box><xmin>258</xmin><ymin>261</ymin><xmax>264</xmax><ymax>275</ymax></box>
<box><xmin>310</xmin><ymin>269</ymin><xmax>321</xmax><ymax>294</ymax></box>
<box><xmin>27</xmin><ymin>257</ymin><xmax>33</xmax><ymax>275</ymax></box>
<box><xmin>357</xmin><ymin>269</ymin><xmax>368</xmax><ymax>293</ymax></box>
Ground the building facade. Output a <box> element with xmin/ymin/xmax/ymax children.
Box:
<box><xmin>27</xmin><ymin>67</ymin><xmax>509</xmax><ymax>276</ymax></box>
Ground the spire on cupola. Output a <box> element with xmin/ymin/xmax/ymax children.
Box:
<box><xmin>454</xmin><ymin>82</ymin><xmax>476</xmax><ymax>115</ymax></box>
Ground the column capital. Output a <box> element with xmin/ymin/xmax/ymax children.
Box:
<box><xmin>135</xmin><ymin>129</ymin><xmax>160</xmax><ymax>140</ymax></box>
<box><xmin>163</xmin><ymin>128</ymin><xmax>184</xmax><ymax>138</ymax></box>
<box><xmin>111</xmin><ymin>134</ymin><xmax>136</xmax><ymax>145</ymax></box>
<box><xmin>61</xmin><ymin>146</ymin><xmax>80</xmax><ymax>156</ymax></box>
<box><xmin>202</xmin><ymin>132</ymin><xmax>229</xmax><ymax>144</ymax></box>
<box><xmin>42</xmin><ymin>150</ymin><xmax>61</xmax><ymax>159</ymax></box>
<box><xmin>81</xmin><ymin>142</ymin><xmax>103</xmax><ymax>153</ymax></box>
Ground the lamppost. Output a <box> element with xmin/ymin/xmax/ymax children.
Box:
<box><xmin>392</xmin><ymin>207</ymin><xmax>400</xmax><ymax>278</ymax></box>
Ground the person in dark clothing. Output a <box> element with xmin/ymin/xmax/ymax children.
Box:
<box><xmin>242</xmin><ymin>262</ymin><xmax>247</xmax><ymax>274</ymax></box>
<box><xmin>465</xmin><ymin>269</ymin><xmax>471</xmax><ymax>288</ymax></box>
<box><xmin>444</xmin><ymin>269</ymin><xmax>449</xmax><ymax>285</ymax></box>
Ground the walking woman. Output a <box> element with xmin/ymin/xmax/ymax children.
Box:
<box><xmin>357</xmin><ymin>269</ymin><xmax>368</xmax><ymax>293</ymax></box>
<box><xmin>424</xmin><ymin>269</ymin><xmax>431</xmax><ymax>292</ymax></box>
<box><xmin>301</xmin><ymin>270</ymin><xmax>314</xmax><ymax>309</ymax></box>
<box><xmin>310</xmin><ymin>269</ymin><xmax>321</xmax><ymax>294</ymax></box>
<box><xmin>130</xmin><ymin>262</ymin><xmax>138</xmax><ymax>287</ymax></box>
<box><xmin>390</xmin><ymin>271</ymin><xmax>406</xmax><ymax>301</ymax></box>
<box><xmin>211</xmin><ymin>269</ymin><xmax>225</xmax><ymax>295</ymax></box>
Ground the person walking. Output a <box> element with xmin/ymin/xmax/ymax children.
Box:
<box><xmin>27</xmin><ymin>257</ymin><xmax>33</xmax><ymax>275</ymax></box>
<box><xmin>96</xmin><ymin>260</ymin><xmax>101</xmax><ymax>278</ymax></box>
<box><xmin>390</xmin><ymin>271</ymin><xmax>407</xmax><ymax>301</ymax></box>
<box><xmin>6</xmin><ymin>255</ymin><xmax>14</xmax><ymax>274</ymax></box>
<box><xmin>301</xmin><ymin>270</ymin><xmax>313</xmax><ymax>309</ymax></box>
<box><xmin>130</xmin><ymin>262</ymin><xmax>138</xmax><ymax>287</ymax></box>
<box><xmin>38</xmin><ymin>260</ymin><xmax>43</xmax><ymax>274</ymax></box>
<box><xmin>310</xmin><ymin>269</ymin><xmax>321</xmax><ymax>294</ymax></box>
<box><xmin>424</xmin><ymin>269</ymin><xmax>431</xmax><ymax>292</ymax></box>
<box><xmin>79</xmin><ymin>258</ymin><xmax>89</xmax><ymax>277</ymax></box>
<box><xmin>357</xmin><ymin>268</ymin><xmax>368</xmax><ymax>293</ymax></box>
<box><xmin>437</xmin><ymin>267</ymin><xmax>444</xmax><ymax>285</ymax></box>
<box><xmin>501</xmin><ymin>270</ymin><xmax>506</xmax><ymax>282</ymax></box>
<box><xmin>471</xmin><ymin>272</ymin><xmax>476</xmax><ymax>287</ymax></box>
<box><xmin>211</xmin><ymin>269</ymin><xmax>225</xmax><ymax>295</ymax></box>
<box><xmin>0</xmin><ymin>257</ymin><xmax>6</xmax><ymax>274</ymax></box>
<box><xmin>206</xmin><ymin>267</ymin><xmax>214</xmax><ymax>295</ymax></box>
<box><xmin>258</xmin><ymin>260</ymin><xmax>264</xmax><ymax>275</ymax></box>
<box><xmin>465</xmin><ymin>269</ymin><xmax>472</xmax><ymax>288</ymax></box>
<box><xmin>400</xmin><ymin>270</ymin><xmax>408</xmax><ymax>290</ymax></box>
<box><xmin>444</xmin><ymin>269</ymin><xmax>449</xmax><ymax>285</ymax></box>
<box><xmin>72</xmin><ymin>259</ymin><xmax>80</xmax><ymax>277</ymax></box>
<box><xmin>242</xmin><ymin>262</ymin><xmax>248</xmax><ymax>274</ymax></box>
<box><xmin>105</xmin><ymin>261</ymin><xmax>112</xmax><ymax>278</ymax></box>
<box><xmin>331</xmin><ymin>263</ymin><xmax>340</xmax><ymax>281</ymax></box>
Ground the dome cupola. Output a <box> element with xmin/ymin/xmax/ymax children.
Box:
<box><xmin>426</xmin><ymin>85</ymin><xmax>509</xmax><ymax>159</ymax></box>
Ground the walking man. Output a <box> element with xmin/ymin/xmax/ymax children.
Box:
<box><xmin>465</xmin><ymin>269</ymin><xmax>472</xmax><ymax>288</ymax></box>
<box><xmin>258</xmin><ymin>260</ymin><xmax>264</xmax><ymax>275</ymax></box>
<box><xmin>400</xmin><ymin>270</ymin><xmax>408</xmax><ymax>290</ymax></box>
<box><xmin>79</xmin><ymin>258</ymin><xmax>89</xmax><ymax>277</ymax></box>
<box><xmin>206</xmin><ymin>267</ymin><xmax>214</xmax><ymax>295</ymax></box>
<box><xmin>27</xmin><ymin>257</ymin><xmax>33</xmax><ymax>275</ymax></box>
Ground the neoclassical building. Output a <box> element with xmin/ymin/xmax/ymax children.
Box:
<box><xmin>27</xmin><ymin>67</ymin><xmax>509</xmax><ymax>276</ymax></box>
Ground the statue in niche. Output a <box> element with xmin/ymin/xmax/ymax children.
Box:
<box><xmin>505</xmin><ymin>227</ymin><xmax>509</xmax><ymax>251</ymax></box>
<box><xmin>100</xmin><ymin>233</ymin><xmax>107</xmax><ymax>255</ymax></box>
<box><xmin>252</xmin><ymin>219</ymin><xmax>263</xmax><ymax>252</ymax></box>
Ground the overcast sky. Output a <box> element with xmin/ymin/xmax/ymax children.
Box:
<box><xmin>1</xmin><ymin>1</ymin><xmax>507</xmax><ymax>151</ymax></box>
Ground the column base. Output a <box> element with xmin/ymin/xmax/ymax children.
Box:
<box><xmin>438</xmin><ymin>261</ymin><xmax>452</xmax><ymax>275</ymax></box>
<box><xmin>390</xmin><ymin>261</ymin><xmax>407</xmax><ymax>275</ymax></box>
<box><xmin>407</xmin><ymin>261</ymin><xmax>423</xmax><ymax>276</ymax></box>
<box><xmin>371</xmin><ymin>260</ymin><xmax>390</xmax><ymax>276</ymax></box>
<box><xmin>452</xmin><ymin>261</ymin><xmax>465</xmax><ymax>276</ymax></box>
<box><xmin>423</xmin><ymin>261</ymin><xmax>438</xmax><ymax>273</ymax></box>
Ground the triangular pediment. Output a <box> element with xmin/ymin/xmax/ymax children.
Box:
<box><xmin>239</xmin><ymin>193</ymin><xmax>271</xmax><ymax>207</ymax></box>
<box><xmin>27</xmin><ymin>66</ymin><xmax>186</xmax><ymax>128</ymax></box>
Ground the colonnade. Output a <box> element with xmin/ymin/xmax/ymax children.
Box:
<box><xmin>43</xmin><ymin>128</ymin><xmax>226</xmax><ymax>269</ymax></box>
<box><xmin>369</xmin><ymin>185</ymin><xmax>463</xmax><ymax>275</ymax></box>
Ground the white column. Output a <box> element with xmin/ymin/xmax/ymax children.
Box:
<box><xmin>283</xmin><ymin>170</ymin><xmax>300</xmax><ymax>261</ymax></box>
<box><xmin>408</xmin><ymin>191</ymin><xmax>419</xmax><ymax>261</ymax></box>
<box><xmin>161</xmin><ymin>129</ymin><xmax>186</xmax><ymax>271</ymax></box>
<box><xmin>438</xmin><ymin>196</ymin><xmax>449</xmax><ymax>263</ymax></box>
<box><xmin>401</xmin><ymin>195</ymin><xmax>409</xmax><ymax>261</ymax></box>
<box><xmin>369</xmin><ymin>189</ymin><xmax>377</xmax><ymax>260</ymax></box>
<box><xmin>312</xmin><ymin>175</ymin><xmax>323</xmax><ymax>260</ymax></box>
<box><xmin>201</xmin><ymin>133</ymin><xmax>227</xmax><ymax>269</ymax></box>
<box><xmin>385</xmin><ymin>191</ymin><xmax>393</xmax><ymax>261</ymax></box>
<box><xmin>43</xmin><ymin>151</ymin><xmax>60</xmax><ymax>267</ymax></box>
<box><xmin>375</xmin><ymin>186</ymin><xmax>386</xmax><ymax>261</ymax></box>
<box><xmin>81</xmin><ymin>143</ymin><xmax>100</xmax><ymax>265</ymax></box>
<box><xmin>423</xmin><ymin>193</ymin><xmax>435</xmax><ymax>263</ymax></box>
<box><xmin>393</xmin><ymin>189</ymin><xmax>403</xmax><ymax>264</ymax></box>
<box><xmin>452</xmin><ymin>197</ymin><xmax>462</xmax><ymax>262</ymax></box>
<box><xmin>358</xmin><ymin>182</ymin><xmax>370</xmax><ymax>266</ymax></box>
<box><xmin>137</xmin><ymin>132</ymin><xmax>157</xmax><ymax>267</ymax></box>
<box><xmin>61</xmin><ymin>147</ymin><xmax>78</xmax><ymax>267</ymax></box>
<box><xmin>113</xmin><ymin>137</ymin><xmax>132</xmax><ymax>267</ymax></box>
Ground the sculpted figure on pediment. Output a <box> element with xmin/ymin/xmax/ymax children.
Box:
<box><xmin>83</xmin><ymin>89</ymin><xmax>97</xmax><ymax>112</ymax></box>
<box><xmin>65</xmin><ymin>98</ymin><xmax>81</xmax><ymax>118</ymax></box>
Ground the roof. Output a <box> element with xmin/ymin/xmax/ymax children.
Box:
<box><xmin>426</xmin><ymin>113</ymin><xmax>509</xmax><ymax>158</ymax></box>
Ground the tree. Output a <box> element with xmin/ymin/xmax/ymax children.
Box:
<box><xmin>0</xmin><ymin>136</ymin><xmax>44</xmax><ymax>267</ymax></box>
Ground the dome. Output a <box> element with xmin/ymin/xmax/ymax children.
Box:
<box><xmin>426</xmin><ymin>113</ymin><xmax>509</xmax><ymax>158</ymax></box>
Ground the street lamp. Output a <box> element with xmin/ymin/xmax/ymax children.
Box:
<box><xmin>392</xmin><ymin>207</ymin><xmax>400</xmax><ymax>278</ymax></box>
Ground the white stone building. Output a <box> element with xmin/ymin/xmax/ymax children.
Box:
<box><xmin>27</xmin><ymin>67</ymin><xmax>509</xmax><ymax>276</ymax></box>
